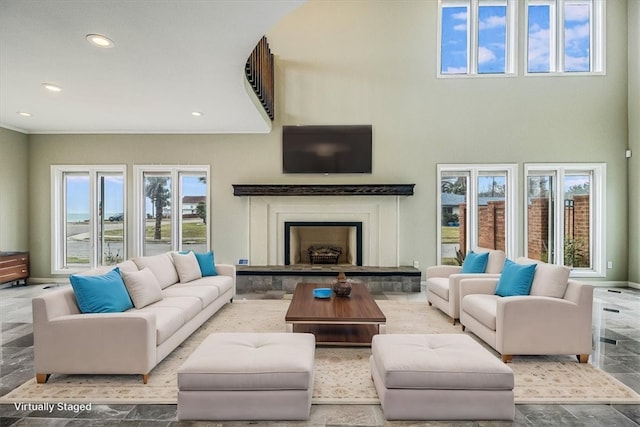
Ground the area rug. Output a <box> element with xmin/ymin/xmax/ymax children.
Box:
<box><xmin>2</xmin><ymin>299</ymin><xmax>639</xmax><ymax>405</ymax></box>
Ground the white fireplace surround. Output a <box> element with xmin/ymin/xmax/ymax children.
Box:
<box><xmin>247</xmin><ymin>196</ymin><xmax>401</xmax><ymax>266</ymax></box>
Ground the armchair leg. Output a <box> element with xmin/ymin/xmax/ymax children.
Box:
<box><xmin>461</xmin><ymin>324</ymin><xmax>466</xmax><ymax>331</ymax></box>
<box><xmin>577</xmin><ymin>354</ymin><xmax>589</xmax><ymax>363</ymax></box>
<box><xmin>428</xmin><ymin>301</ymin><xmax>432</xmax><ymax>306</ymax></box>
<box><xmin>142</xmin><ymin>374</ymin><xmax>149</xmax><ymax>384</ymax></box>
<box><xmin>451</xmin><ymin>317</ymin><xmax>457</xmax><ymax>325</ymax></box>
<box><xmin>36</xmin><ymin>373</ymin><xmax>50</xmax><ymax>384</ymax></box>
<box><xmin>501</xmin><ymin>355</ymin><xmax>513</xmax><ymax>363</ymax></box>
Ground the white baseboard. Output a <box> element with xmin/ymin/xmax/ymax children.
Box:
<box><xmin>629</xmin><ymin>281</ymin><xmax>640</xmax><ymax>290</ymax></box>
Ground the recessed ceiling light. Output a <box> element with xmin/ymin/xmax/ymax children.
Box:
<box><xmin>17</xmin><ymin>112</ymin><xmax>32</xmax><ymax>117</ymax></box>
<box><xmin>42</xmin><ymin>83</ymin><xmax>62</xmax><ymax>92</ymax></box>
<box><xmin>192</xmin><ymin>111</ymin><xmax>204</xmax><ymax>117</ymax></box>
<box><xmin>86</xmin><ymin>34</ymin><xmax>114</xmax><ymax>48</ymax></box>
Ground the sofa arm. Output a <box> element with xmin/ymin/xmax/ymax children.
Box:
<box><xmin>563</xmin><ymin>280</ymin><xmax>593</xmax><ymax>306</ymax></box>
<box><xmin>496</xmin><ymin>295</ymin><xmax>593</xmax><ymax>356</ymax></box>
<box><xmin>459</xmin><ymin>277</ymin><xmax>499</xmax><ymax>301</ymax></box>
<box><xmin>426</xmin><ymin>265</ymin><xmax>462</xmax><ymax>279</ymax></box>
<box><xmin>215</xmin><ymin>263</ymin><xmax>236</xmax><ymax>278</ymax></box>
<box><xmin>215</xmin><ymin>264</ymin><xmax>236</xmax><ymax>295</ymax></box>
<box><xmin>34</xmin><ymin>299</ymin><xmax>157</xmax><ymax>377</ymax></box>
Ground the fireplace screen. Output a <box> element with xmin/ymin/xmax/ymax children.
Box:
<box><xmin>284</xmin><ymin>222</ymin><xmax>363</xmax><ymax>266</ymax></box>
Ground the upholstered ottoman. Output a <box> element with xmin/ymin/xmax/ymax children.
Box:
<box><xmin>177</xmin><ymin>332</ymin><xmax>315</xmax><ymax>421</ymax></box>
<box><xmin>370</xmin><ymin>334</ymin><xmax>514</xmax><ymax>421</ymax></box>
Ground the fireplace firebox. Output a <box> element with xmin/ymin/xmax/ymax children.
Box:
<box><xmin>284</xmin><ymin>221</ymin><xmax>363</xmax><ymax>266</ymax></box>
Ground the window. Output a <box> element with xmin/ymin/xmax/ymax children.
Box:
<box><xmin>439</xmin><ymin>0</ymin><xmax>517</xmax><ymax>76</ymax></box>
<box><xmin>133</xmin><ymin>165</ymin><xmax>209</xmax><ymax>256</ymax></box>
<box><xmin>526</xmin><ymin>0</ymin><xmax>605</xmax><ymax>74</ymax></box>
<box><xmin>51</xmin><ymin>165</ymin><xmax>126</xmax><ymax>274</ymax></box>
<box><xmin>437</xmin><ymin>164</ymin><xmax>517</xmax><ymax>264</ymax></box>
<box><xmin>525</xmin><ymin>163</ymin><xmax>605</xmax><ymax>277</ymax></box>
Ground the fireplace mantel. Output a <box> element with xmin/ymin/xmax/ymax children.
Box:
<box><xmin>232</xmin><ymin>184</ymin><xmax>414</xmax><ymax>197</ymax></box>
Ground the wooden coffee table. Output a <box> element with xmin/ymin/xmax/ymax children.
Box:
<box><xmin>285</xmin><ymin>282</ymin><xmax>386</xmax><ymax>346</ymax></box>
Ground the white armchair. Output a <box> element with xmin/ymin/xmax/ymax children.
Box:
<box><xmin>459</xmin><ymin>257</ymin><xmax>593</xmax><ymax>363</ymax></box>
<box><xmin>426</xmin><ymin>247</ymin><xmax>506</xmax><ymax>324</ymax></box>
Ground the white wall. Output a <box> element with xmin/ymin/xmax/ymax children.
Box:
<box><xmin>18</xmin><ymin>0</ymin><xmax>633</xmax><ymax>283</ymax></box>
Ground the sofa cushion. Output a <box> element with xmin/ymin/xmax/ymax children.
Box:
<box><xmin>137</xmin><ymin>305</ymin><xmax>185</xmax><ymax>345</ymax></box>
<box><xmin>495</xmin><ymin>259</ymin><xmax>536</xmax><ymax>297</ymax></box>
<box><xmin>426</xmin><ymin>277</ymin><xmax>449</xmax><ymax>300</ymax></box>
<box><xmin>527</xmin><ymin>261</ymin><xmax>571</xmax><ymax>298</ymax></box>
<box><xmin>70</xmin><ymin>267</ymin><xmax>133</xmax><ymax>313</ymax></box>
<box><xmin>163</xmin><ymin>285</ymin><xmax>220</xmax><ymax>308</ymax></box>
<box><xmin>133</xmin><ymin>253</ymin><xmax>179</xmax><ymax>289</ymax></box>
<box><xmin>188</xmin><ymin>275</ymin><xmax>234</xmax><ymax>295</ymax></box>
<box><xmin>462</xmin><ymin>294</ymin><xmax>500</xmax><ymax>331</ymax></box>
<box><xmin>171</xmin><ymin>251</ymin><xmax>202</xmax><ymax>283</ymax></box>
<box><xmin>461</xmin><ymin>251</ymin><xmax>489</xmax><ymax>273</ymax></box>
<box><xmin>149</xmin><ymin>296</ymin><xmax>202</xmax><ymax>323</ymax></box>
<box><xmin>120</xmin><ymin>267</ymin><xmax>164</xmax><ymax>309</ymax></box>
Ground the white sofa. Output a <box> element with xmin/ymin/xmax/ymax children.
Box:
<box><xmin>459</xmin><ymin>257</ymin><xmax>593</xmax><ymax>363</ymax></box>
<box><xmin>33</xmin><ymin>251</ymin><xmax>235</xmax><ymax>384</ymax></box>
<box><xmin>426</xmin><ymin>247</ymin><xmax>506</xmax><ymax>324</ymax></box>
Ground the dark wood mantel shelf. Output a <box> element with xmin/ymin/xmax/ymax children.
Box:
<box><xmin>232</xmin><ymin>184</ymin><xmax>415</xmax><ymax>197</ymax></box>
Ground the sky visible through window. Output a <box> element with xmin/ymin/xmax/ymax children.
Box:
<box><xmin>65</xmin><ymin>175</ymin><xmax>206</xmax><ymax>220</ymax></box>
<box><xmin>441</xmin><ymin>1</ymin><xmax>591</xmax><ymax>74</ymax></box>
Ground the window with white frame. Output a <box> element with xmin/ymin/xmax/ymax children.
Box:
<box><xmin>51</xmin><ymin>165</ymin><xmax>126</xmax><ymax>274</ymax></box>
<box><xmin>437</xmin><ymin>164</ymin><xmax>517</xmax><ymax>264</ymax></box>
<box><xmin>526</xmin><ymin>0</ymin><xmax>605</xmax><ymax>74</ymax></box>
<box><xmin>133</xmin><ymin>165</ymin><xmax>210</xmax><ymax>257</ymax></box>
<box><xmin>438</xmin><ymin>0</ymin><xmax>517</xmax><ymax>76</ymax></box>
<box><xmin>525</xmin><ymin>163</ymin><xmax>605</xmax><ymax>277</ymax></box>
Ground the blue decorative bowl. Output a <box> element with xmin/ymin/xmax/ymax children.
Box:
<box><xmin>313</xmin><ymin>288</ymin><xmax>332</xmax><ymax>299</ymax></box>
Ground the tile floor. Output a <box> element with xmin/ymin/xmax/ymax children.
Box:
<box><xmin>0</xmin><ymin>283</ymin><xmax>639</xmax><ymax>426</ymax></box>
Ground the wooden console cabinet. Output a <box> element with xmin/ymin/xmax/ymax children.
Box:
<box><xmin>0</xmin><ymin>251</ymin><xmax>29</xmax><ymax>286</ymax></box>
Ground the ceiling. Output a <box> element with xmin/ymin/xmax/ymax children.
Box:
<box><xmin>0</xmin><ymin>0</ymin><xmax>304</xmax><ymax>134</ymax></box>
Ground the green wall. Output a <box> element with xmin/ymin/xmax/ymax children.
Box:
<box><xmin>0</xmin><ymin>128</ymin><xmax>29</xmax><ymax>252</ymax></box>
<box><xmin>4</xmin><ymin>0</ymin><xmax>635</xmax><ymax>284</ymax></box>
<box><xmin>628</xmin><ymin>0</ymin><xmax>640</xmax><ymax>286</ymax></box>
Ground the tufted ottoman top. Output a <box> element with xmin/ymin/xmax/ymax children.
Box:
<box><xmin>371</xmin><ymin>334</ymin><xmax>513</xmax><ymax>390</ymax></box>
<box><xmin>178</xmin><ymin>332</ymin><xmax>315</xmax><ymax>391</ymax></box>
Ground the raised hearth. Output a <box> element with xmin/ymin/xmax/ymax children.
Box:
<box><xmin>236</xmin><ymin>265</ymin><xmax>421</xmax><ymax>294</ymax></box>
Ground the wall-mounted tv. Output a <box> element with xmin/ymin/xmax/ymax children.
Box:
<box><xmin>282</xmin><ymin>125</ymin><xmax>372</xmax><ymax>174</ymax></box>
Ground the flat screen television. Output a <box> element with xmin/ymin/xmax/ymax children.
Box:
<box><xmin>282</xmin><ymin>125</ymin><xmax>372</xmax><ymax>174</ymax></box>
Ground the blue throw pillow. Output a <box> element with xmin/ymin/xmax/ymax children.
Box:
<box><xmin>194</xmin><ymin>251</ymin><xmax>217</xmax><ymax>276</ymax></box>
<box><xmin>69</xmin><ymin>267</ymin><xmax>134</xmax><ymax>313</ymax></box>
<box><xmin>461</xmin><ymin>251</ymin><xmax>489</xmax><ymax>273</ymax></box>
<box><xmin>495</xmin><ymin>259</ymin><xmax>537</xmax><ymax>297</ymax></box>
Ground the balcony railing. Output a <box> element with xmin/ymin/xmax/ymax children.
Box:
<box><xmin>245</xmin><ymin>36</ymin><xmax>274</xmax><ymax>120</ymax></box>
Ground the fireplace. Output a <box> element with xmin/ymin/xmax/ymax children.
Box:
<box><xmin>284</xmin><ymin>221</ymin><xmax>363</xmax><ymax>266</ymax></box>
<box><xmin>237</xmin><ymin>185</ymin><xmax>415</xmax><ymax>266</ymax></box>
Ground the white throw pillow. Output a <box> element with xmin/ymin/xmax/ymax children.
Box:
<box><xmin>132</xmin><ymin>253</ymin><xmax>179</xmax><ymax>289</ymax></box>
<box><xmin>171</xmin><ymin>251</ymin><xmax>203</xmax><ymax>283</ymax></box>
<box><xmin>120</xmin><ymin>267</ymin><xmax>163</xmax><ymax>309</ymax></box>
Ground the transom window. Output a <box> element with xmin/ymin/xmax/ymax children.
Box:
<box><xmin>439</xmin><ymin>0</ymin><xmax>517</xmax><ymax>76</ymax></box>
<box><xmin>438</xmin><ymin>0</ymin><xmax>605</xmax><ymax>76</ymax></box>
<box><xmin>527</xmin><ymin>0</ymin><xmax>605</xmax><ymax>73</ymax></box>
